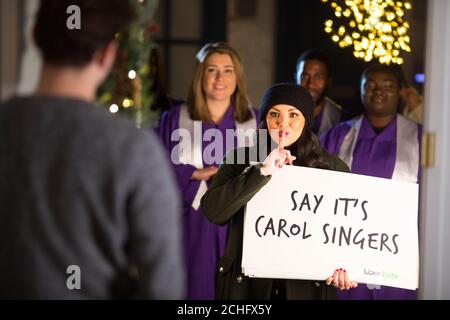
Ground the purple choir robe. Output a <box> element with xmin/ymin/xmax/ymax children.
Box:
<box><xmin>155</xmin><ymin>104</ymin><xmax>258</xmax><ymax>299</ymax></box>
<box><xmin>320</xmin><ymin>114</ymin><xmax>421</xmax><ymax>300</ymax></box>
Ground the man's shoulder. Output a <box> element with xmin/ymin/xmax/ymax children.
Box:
<box><xmin>325</xmin><ymin>97</ymin><xmax>343</xmax><ymax>111</ymax></box>
<box><xmin>324</xmin><ymin>117</ymin><xmax>353</xmax><ymax>136</ymax></box>
<box><xmin>397</xmin><ymin>113</ymin><xmax>422</xmax><ymax>127</ymax></box>
<box><xmin>324</xmin><ymin>97</ymin><xmax>354</xmax><ymax>121</ymax></box>
<box><xmin>320</xmin><ymin>117</ymin><xmax>354</xmax><ymax>151</ymax></box>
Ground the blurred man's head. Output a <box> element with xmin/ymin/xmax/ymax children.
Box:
<box><xmin>34</xmin><ymin>0</ymin><xmax>134</xmax><ymax>80</ymax></box>
<box><xmin>295</xmin><ymin>50</ymin><xmax>333</xmax><ymax>110</ymax></box>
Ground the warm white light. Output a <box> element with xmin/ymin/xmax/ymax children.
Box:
<box><xmin>122</xmin><ymin>98</ymin><xmax>134</xmax><ymax>108</ymax></box>
<box><xmin>109</xmin><ymin>104</ymin><xmax>119</xmax><ymax>113</ymax></box>
<box><xmin>128</xmin><ymin>70</ymin><xmax>137</xmax><ymax>80</ymax></box>
<box><xmin>322</xmin><ymin>0</ymin><xmax>412</xmax><ymax>64</ymax></box>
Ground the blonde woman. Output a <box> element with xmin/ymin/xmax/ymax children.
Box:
<box><xmin>155</xmin><ymin>42</ymin><xmax>258</xmax><ymax>299</ymax></box>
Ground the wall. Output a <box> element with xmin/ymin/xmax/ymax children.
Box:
<box><xmin>0</xmin><ymin>0</ymin><xmax>20</xmax><ymax>101</ymax></box>
<box><xmin>419</xmin><ymin>0</ymin><xmax>450</xmax><ymax>300</ymax></box>
<box><xmin>227</xmin><ymin>0</ymin><xmax>274</xmax><ymax>107</ymax></box>
<box><xmin>16</xmin><ymin>0</ymin><xmax>41</xmax><ymax>95</ymax></box>
<box><xmin>402</xmin><ymin>0</ymin><xmax>427</xmax><ymax>89</ymax></box>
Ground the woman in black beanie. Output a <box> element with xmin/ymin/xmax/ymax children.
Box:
<box><xmin>201</xmin><ymin>83</ymin><xmax>357</xmax><ymax>300</ymax></box>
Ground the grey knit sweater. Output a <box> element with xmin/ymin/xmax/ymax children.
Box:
<box><xmin>0</xmin><ymin>96</ymin><xmax>184</xmax><ymax>299</ymax></box>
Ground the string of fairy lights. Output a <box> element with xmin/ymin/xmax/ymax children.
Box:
<box><xmin>321</xmin><ymin>0</ymin><xmax>412</xmax><ymax>65</ymax></box>
<box><xmin>98</xmin><ymin>0</ymin><xmax>158</xmax><ymax>127</ymax></box>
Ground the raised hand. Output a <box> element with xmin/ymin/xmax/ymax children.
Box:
<box><xmin>260</xmin><ymin>130</ymin><xmax>296</xmax><ymax>176</ymax></box>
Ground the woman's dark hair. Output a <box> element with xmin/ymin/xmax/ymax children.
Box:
<box><xmin>34</xmin><ymin>0</ymin><xmax>135</xmax><ymax>67</ymax></box>
<box><xmin>258</xmin><ymin>121</ymin><xmax>330</xmax><ymax>169</ymax></box>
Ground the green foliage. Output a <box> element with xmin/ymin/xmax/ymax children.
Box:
<box><xmin>97</xmin><ymin>0</ymin><xmax>159</xmax><ymax>128</ymax></box>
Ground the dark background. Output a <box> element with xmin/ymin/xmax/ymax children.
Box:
<box><xmin>275</xmin><ymin>0</ymin><xmax>369</xmax><ymax>117</ymax></box>
<box><xmin>155</xmin><ymin>0</ymin><xmax>426</xmax><ymax>118</ymax></box>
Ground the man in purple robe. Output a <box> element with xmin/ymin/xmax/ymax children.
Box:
<box><xmin>321</xmin><ymin>64</ymin><xmax>421</xmax><ymax>300</ymax></box>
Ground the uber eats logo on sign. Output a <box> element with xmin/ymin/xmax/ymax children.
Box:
<box><xmin>66</xmin><ymin>265</ymin><xmax>81</xmax><ymax>290</ymax></box>
<box><xmin>66</xmin><ymin>5</ymin><xmax>81</xmax><ymax>30</ymax></box>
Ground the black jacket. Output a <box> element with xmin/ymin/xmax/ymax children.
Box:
<box><xmin>201</xmin><ymin>146</ymin><xmax>350</xmax><ymax>300</ymax></box>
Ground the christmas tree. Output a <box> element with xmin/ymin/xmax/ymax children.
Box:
<box><xmin>97</xmin><ymin>0</ymin><xmax>160</xmax><ymax>128</ymax></box>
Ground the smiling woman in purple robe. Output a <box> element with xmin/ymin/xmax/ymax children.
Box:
<box><xmin>321</xmin><ymin>64</ymin><xmax>422</xmax><ymax>300</ymax></box>
<box><xmin>154</xmin><ymin>42</ymin><xmax>258</xmax><ymax>299</ymax></box>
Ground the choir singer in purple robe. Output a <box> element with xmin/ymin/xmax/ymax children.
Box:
<box><xmin>154</xmin><ymin>42</ymin><xmax>258</xmax><ymax>299</ymax></box>
<box><xmin>321</xmin><ymin>63</ymin><xmax>422</xmax><ymax>300</ymax></box>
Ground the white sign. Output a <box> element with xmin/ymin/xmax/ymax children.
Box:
<box><xmin>242</xmin><ymin>165</ymin><xmax>419</xmax><ymax>290</ymax></box>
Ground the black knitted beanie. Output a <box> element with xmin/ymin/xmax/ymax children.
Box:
<box><xmin>259</xmin><ymin>83</ymin><xmax>315</xmax><ymax>127</ymax></box>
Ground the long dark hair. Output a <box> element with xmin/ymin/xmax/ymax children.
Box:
<box><xmin>257</xmin><ymin>121</ymin><xmax>330</xmax><ymax>169</ymax></box>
